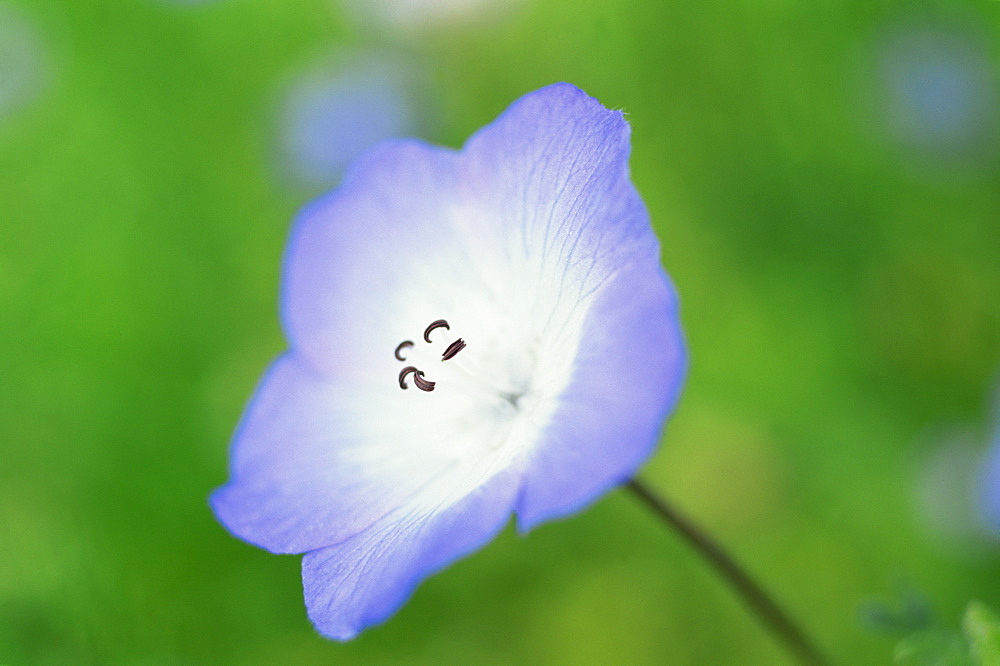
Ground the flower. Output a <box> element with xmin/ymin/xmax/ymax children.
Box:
<box><xmin>874</xmin><ymin>22</ymin><xmax>998</xmax><ymax>158</ymax></box>
<box><xmin>211</xmin><ymin>83</ymin><xmax>686</xmax><ymax>640</ymax></box>
<box><xmin>977</xmin><ymin>403</ymin><xmax>1000</xmax><ymax>535</ymax></box>
<box><xmin>0</xmin><ymin>4</ymin><xmax>48</xmax><ymax>124</ymax></box>
<box><xmin>342</xmin><ymin>0</ymin><xmax>522</xmax><ymax>32</ymax></box>
<box><xmin>278</xmin><ymin>52</ymin><xmax>421</xmax><ymax>187</ymax></box>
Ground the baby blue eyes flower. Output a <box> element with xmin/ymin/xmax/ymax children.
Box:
<box><xmin>211</xmin><ymin>83</ymin><xmax>686</xmax><ymax>640</ymax></box>
<box><xmin>978</xmin><ymin>420</ymin><xmax>1000</xmax><ymax>533</ymax></box>
<box><xmin>279</xmin><ymin>53</ymin><xmax>420</xmax><ymax>187</ymax></box>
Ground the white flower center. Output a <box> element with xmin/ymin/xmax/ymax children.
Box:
<box><xmin>388</xmin><ymin>315</ymin><xmax>563</xmax><ymax>457</ymax></box>
<box><xmin>393</xmin><ymin>317</ymin><xmax>530</xmax><ymax>403</ymax></box>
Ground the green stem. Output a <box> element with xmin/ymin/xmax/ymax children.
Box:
<box><xmin>626</xmin><ymin>478</ymin><xmax>827</xmax><ymax>666</ymax></box>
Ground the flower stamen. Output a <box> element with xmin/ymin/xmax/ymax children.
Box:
<box><xmin>394</xmin><ymin>340</ymin><xmax>414</xmax><ymax>361</ymax></box>
<box><xmin>412</xmin><ymin>373</ymin><xmax>436</xmax><ymax>392</ymax></box>
<box><xmin>423</xmin><ymin>319</ymin><xmax>450</xmax><ymax>343</ymax></box>
<box><xmin>441</xmin><ymin>338</ymin><xmax>466</xmax><ymax>361</ymax></box>
<box><xmin>395</xmin><ymin>320</ymin><xmax>464</xmax><ymax>390</ymax></box>
<box><xmin>398</xmin><ymin>366</ymin><xmax>435</xmax><ymax>392</ymax></box>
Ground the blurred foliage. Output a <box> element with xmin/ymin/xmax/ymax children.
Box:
<box><xmin>889</xmin><ymin>601</ymin><xmax>1000</xmax><ymax>665</ymax></box>
<box><xmin>964</xmin><ymin>602</ymin><xmax>1000</xmax><ymax>664</ymax></box>
<box><xmin>1</xmin><ymin>0</ymin><xmax>999</xmax><ymax>663</ymax></box>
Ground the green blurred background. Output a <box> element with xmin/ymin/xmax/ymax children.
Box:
<box><xmin>2</xmin><ymin>0</ymin><xmax>999</xmax><ymax>663</ymax></box>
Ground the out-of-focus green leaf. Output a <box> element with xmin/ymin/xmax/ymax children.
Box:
<box><xmin>963</xmin><ymin>602</ymin><xmax>1000</xmax><ymax>665</ymax></box>
<box><xmin>894</xmin><ymin>629</ymin><xmax>970</xmax><ymax>666</ymax></box>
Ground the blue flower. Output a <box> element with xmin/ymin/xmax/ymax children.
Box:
<box><xmin>978</xmin><ymin>417</ymin><xmax>1000</xmax><ymax>534</ymax></box>
<box><xmin>0</xmin><ymin>4</ymin><xmax>48</xmax><ymax>123</ymax></box>
<box><xmin>211</xmin><ymin>83</ymin><xmax>686</xmax><ymax>640</ymax></box>
<box><xmin>876</xmin><ymin>23</ymin><xmax>998</xmax><ymax>156</ymax></box>
<box><xmin>342</xmin><ymin>0</ymin><xmax>521</xmax><ymax>31</ymax></box>
<box><xmin>278</xmin><ymin>52</ymin><xmax>420</xmax><ymax>187</ymax></box>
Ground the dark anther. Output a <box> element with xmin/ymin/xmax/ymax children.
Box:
<box><xmin>441</xmin><ymin>338</ymin><xmax>466</xmax><ymax>361</ymax></box>
<box><xmin>398</xmin><ymin>366</ymin><xmax>417</xmax><ymax>389</ymax></box>
<box><xmin>413</xmin><ymin>373</ymin><xmax>436</xmax><ymax>392</ymax></box>
<box><xmin>394</xmin><ymin>340</ymin><xmax>414</xmax><ymax>361</ymax></box>
<box><xmin>398</xmin><ymin>366</ymin><xmax>435</xmax><ymax>392</ymax></box>
<box><xmin>423</xmin><ymin>319</ymin><xmax>450</xmax><ymax>343</ymax></box>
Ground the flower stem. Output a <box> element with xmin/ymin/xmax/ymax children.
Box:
<box><xmin>625</xmin><ymin>478</ymin><xmax>827</xmax><ymax>665</ymax></box>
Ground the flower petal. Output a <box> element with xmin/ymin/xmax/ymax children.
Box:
<box><xmin>460</xmin><ymin>82</ymin><xmax>661</xmax><ymax>276</ymax></box>
<box><xmin>302</xmin><ymin>463</ymin><xmax>521</xmax><ymax>640</ymax></box>
<box><xmin>211</xmin><ymin>353</ymin><xmax>488</xmax><ymax>554</ymax></box>
<box><xmin>515</xmin><ymin>261</ymin><xmax>686</xmax><ymax>530</ymax></box>
<box><xmin>281</xmin><ymin>139</ymin><xmax>462</xmax><ymax>376</ymax></box>
<box><xmin>455</xmin><ymin>83</ymin><xmax>687</xmax><ymax>529</ymax></box>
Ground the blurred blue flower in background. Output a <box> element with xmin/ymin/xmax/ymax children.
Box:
<box><xmin>914</xmin><ymin>432</ymin><xmax>994</xmax><ymax>560</ymax></box>
<box><xmin>212</xmin><ymin>83</ymin><xmax>686</xmax><ymax>640</ymax></box>
<box><xmin>979</xmin><ymin>440</ymin><xmax>1000</xmax><ymax>532</ymax></box>
<box><xmin>914</xmin><ymin>384</ymin><xmax>1000</xmax><ymax>559</ymax></box>
<box><xmin>277</xmin><ymin>53</ymin><xmax>421</xmax><ymax>188</ymax></box>
<box><xmin>977</xmin><ymin>392</ymin><xmax>1000</xmax><ymax>536</ymax></box>
<box><xmin>341</xmin><ymin>0</ymin><xmax>522</xmax><ymax>31</ymax></box>
<box><xmin>0</xmin><ymin>4</ymin><xmax>48</xmax><ymax>124</ymax></box>
<box><xmin>877</xmin><ymin>22</ymin><xmax>998</xmax><ymax>158</ymax></box>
